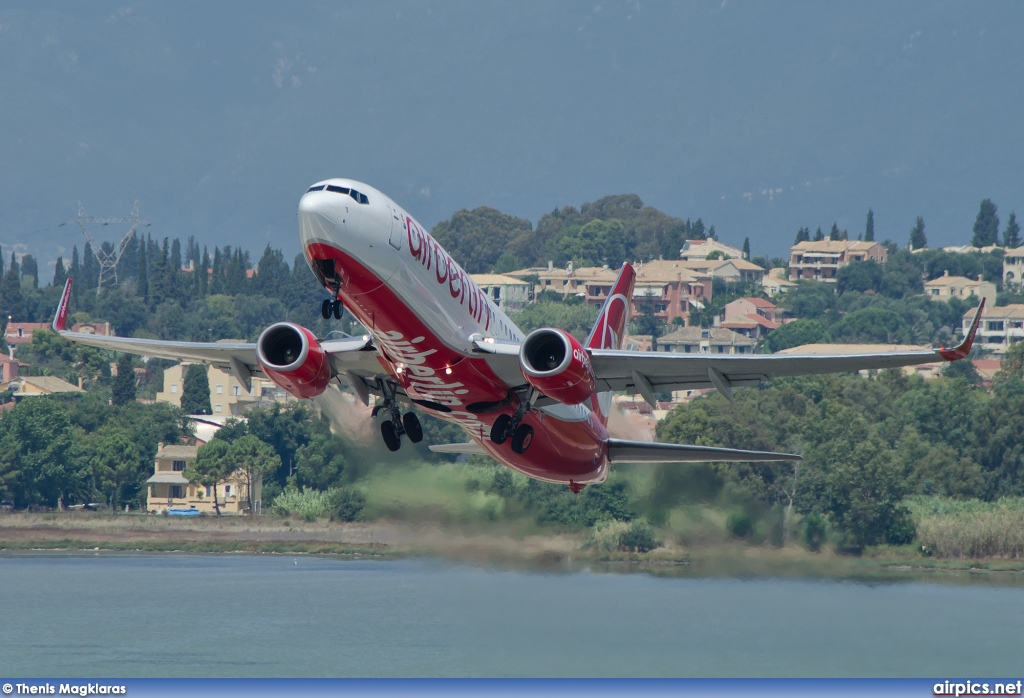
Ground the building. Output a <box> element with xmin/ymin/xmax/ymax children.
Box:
<box><xmin>1003</xmin><ymin>247</ymin><xmax>1024</xmax><ymax>288</ymax></box>
<box><xmin>469</xmin><ymin>273</ymin><xmax>531</xmax><ymax>314</ymax></box>
<box><xmin>679</xmin><ymin>239</ymin><xmax>746</xmax><ymax>261</ymax></box>
<box><xmin>761</xmin><ymin>268</ymin><xmax>797</xmax><ymax>297</ymax></box>
<box><xmin>720</xmin><ymin>297</ymin><xmax>780</xmax><ymax>340</ymax></box>
<box><xmin>679</xmin><ymin>258</ymin><xmax>765</xmax><ymax>284</ymax></box>
<box><xmin>508</xmin><ymin>260</ymin><xmax>712</xmax><ymax>325</ymax></box>
<box><xmin>964</xmin><ymin>304</ymin><xmax>1024</xmax><ymax>354</ymax></box>
<box><xmin>13</xmin><ymin>376</ymin><xmax>85</xmax><ymax>400</ymax></box>
<box><xmin>157</xmin><ymin>363</ymin><xmax>291</xmax><ymax>416</ymax></box>
<box><xmin>924</xmin><ymin>271</ymin><xmax>997</xmax><ymax>308</ymax></box>
<box><xmin>145</xmin><ymin>442</ymin><xmax>259</xmax><ymax>514</ymax></box>
<box><xmin>70</xmin><ymin>321</ymin><xmax>111</xmax><ymax>336</ymax></box>
<box><xmin>0</xmin><ymin>354</ymin><xmax>19</xmax><ymax>387</ymax></box>
<box><xmin>788</xmin><ymin>240</ymin><xmax>888</xmax><ymax>282</ymax></box>
<box><xmin>656</xmin><ymin>326</ymin><xmax>756</xmax><ymax>355</ymax></box>
<box><xmin>4</xmin><ymin>322</ymin><xmax>50</xmax><ymax>347</ymax></box>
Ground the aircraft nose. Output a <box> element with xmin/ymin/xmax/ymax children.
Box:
<box><xmin>298</xmin><ymin>190</ymin><xmax>343</xmax><ymax>246</ymax></box>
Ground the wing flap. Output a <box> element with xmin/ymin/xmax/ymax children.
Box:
<box><xmin>428</xmin><ymin>442</ymin><xmax>488</xmax><ymax>455</ymax></box>
<box><xmin>607</xmin><ymin>439</ymin><xmax>801</xmax><ymax>463</ymax></box>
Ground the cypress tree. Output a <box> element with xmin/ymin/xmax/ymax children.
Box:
<box><xmin>829</xmin><ymin>223</ymin><xmax>842</xmax><ymax>241</ymax></box>
<box><xmin>794</xmin><ymin>227</ymin><xmax>810</xmax><ymax>244</ymax></box>
<box><xmin>909</xmin><ymin>217</ymin><xmax>928</xmax><ymax>250</ymax></box>
<box><xmin>1003</xmin><ymin>212</ymin><xmax>1021</xmax><ymax>249</ymax></box>
<box><xmin>52</xmin><ymin>257</ymin><xmax>67</xmax><ymax>288</ymax></box>
<box><xmin>865</xmin><ymin>209</ymin><xmax>875</xmax><ymax>242</ymax></box>
<box><xmin>813</xmin><ymin>227</ymin><xmax>825</xmax><ymax>242</ymax></box>
<box><xmin>198</xmin><ymin>247</ymin><xmax>210</xmax><ymax>297</ymax></box>
<box><xmin>972</xmin><ymin>199</ymin><xmax>999</xmax><ymax>247</ymax></box>
<box><xmin>111</xmin><ymin>354</ymin><xmax>137</xmax><ymax>406</ymax></box>
<box><xmin>137</xmin><ymin>238</ymin><xmax>149</xmax><ymax>303</ymax></box>
<box><xmin>20</xmin><ymin>255</ymin><xmax>38</xmax><ymax>288</ymax></box>
<box><xmin>181</xmin><ymin>363</ymin><xmax>213</xmax><ymax>415</ymax></box>
<box><xmin>1</xmin><ymin>253</ymin><xmax>23</xmax><ymax>321</ymax></box>
<box><xmin>742</xmin><ymin>237</ymin><xmax>750</xmax><ymax>260</ymax></box>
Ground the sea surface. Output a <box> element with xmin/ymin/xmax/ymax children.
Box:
<box><xmin>1</xmin><ymin>553</ymin><xmax>1022</xmax><ymax>677</ymax></box>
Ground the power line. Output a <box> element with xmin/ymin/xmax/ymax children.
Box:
<box><xmin>66</xmin><ymin>201</ymin><xmax>151</xmax><ymax>292</ymax></box>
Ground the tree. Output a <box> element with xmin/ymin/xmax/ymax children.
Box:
<box><xmin>813</xmin><ymin>227</ymin><xmax>825</xmax><ymax>242</ymax></box>
<box><xmin>295</xmin><ymin>430</ymin><xmax>346</xmax><ymax>491</ymax></box>
<box><xmin>829</xmin><ymin>223</ymin><xmax>842</xmax><ymax>241</ymax></box>
<box><xmin>185</xmin><ymin>439</ymin><xmax>232</xmax><ymax>516</ymax></box>
<box><xmin>88</xmin><ymin>428</ymin><xmax>142</xmax><ymax>511</ymax></box>
<box><xmin>794</xmin><ymin>227</ymin><xmax>810</xmax><ymax>244</ymax></box>
<box><xmin>180</xmin><ymin>363</ymin><xmax>212</xmax><ymax>415</ymax></box>
<box><xmin>762</xmin><ymin>319</ymin><xmax>829</xmax><ymax>352</ymax></box>
<box><xmin>227</xmin><ymin>434</ymin><xmax>281</xmax><ymax>513</ymax></box>
<box><xmin>865</xmin><ymin>209</ymin><xmax>875</xmax><ymax>242</ymax></box>
<box><xmin>52</xmin><ymin>257</ymin><xmax>67</xmax><ymax>288</ymax></box>
<box><xmin>972</xmin><ymin>199</ymin><xmax>999</xmax><ymax>247</ymax></box>
<box><xmin>111</xmin><ymin>354</ymin><xmax>137</xmax><ymax>406</ymax></box>
<box><xmin>431</xmin><ymin>207</ymin><xmax>535</xmax><ymax>273</ymax></box>
<box><xmin>1003</xmin><ymin>212</ymin><xmax>1021</xmax><ymax>249</ymax></box>
<box><xmin>742</xmin><ymin>237</ymin><xmax>751</xmax><ymax>259</ymax></box>
<box><xmin>836</xmin><ymin>260</ymin><xmax>882</xmax><ymax>295</ymax></box>
<box><xmin>909</xmin><ymin>216</ymin><xmax>928</xmax><ymax>250</ymax></box>
<box><xmin>1</xmin><ymin>252</ymin><xmax>23</xmax><ymax>321</ymax></box>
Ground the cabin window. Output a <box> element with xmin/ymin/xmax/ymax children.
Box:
<box><xmin>306</xmin><ymin>185</ymin><xmax>325</xmax><ymax>192</ymax></box>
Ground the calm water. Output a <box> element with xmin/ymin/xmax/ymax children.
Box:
<box><xmin>1</xmin><ymin>554</ymin><xmax>1022</xmax><ymax>677</ymax></box>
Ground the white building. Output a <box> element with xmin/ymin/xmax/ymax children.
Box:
<box><xmin>963</xmin><ymin>304</ymin><xmax>1024</xmax><ymax>354</ymax></box>
<box><xmin>469</xmin><ymin>274</ymin><xmax>532</xmax><ymax>314</ymax></box>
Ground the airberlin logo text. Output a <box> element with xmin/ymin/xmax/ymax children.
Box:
<box><xmin>407</xmin><ymin>217</ymin><xmax>492</xmax><ymax>331</ymax></box>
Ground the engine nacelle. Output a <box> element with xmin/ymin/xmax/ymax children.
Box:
<box><xmin>256</xmin><ymin>322</ymin><xmax>332</xmax><ymax>399</ymax></box>
<box><xmin>519</xmin><ymin>328</ymin><xmax>597</xmax><ymax>405</ymax></box>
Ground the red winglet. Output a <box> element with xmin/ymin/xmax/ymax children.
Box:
<box><xmin>939</xmin><ymin>297</ymin><xmax>985</xmax><ymax>361</ymax></box>
<box><xmin>52</xmin><ymin>278</ymin><xmax>73</xmax><ymax>332</ymax></box>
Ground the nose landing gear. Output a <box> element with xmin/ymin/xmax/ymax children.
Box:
<box><xmin>320</xmin><ymin>298</ymin><xmax>343</xmax><ymax>320</ymax></box>
<box><xmin>373</xmin><ymin>381</ymin><xmax>423</xmax><ymax>452</ymax></box>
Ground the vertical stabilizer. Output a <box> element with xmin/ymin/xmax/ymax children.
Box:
<box><xmin>585</xmin><ymin>263</ymin><xmax>635</xmax><ymax>351</ymax></box>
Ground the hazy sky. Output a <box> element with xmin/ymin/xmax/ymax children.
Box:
<box><xmin>2</xmin><ymin>1</ymin><xmax>1023</xmax><ymax>272</ymax></box>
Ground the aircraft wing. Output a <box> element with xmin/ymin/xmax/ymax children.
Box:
<box><xmin>590</xmin><ymin>300</ymin><xmax>984</xmax><ymax>403</ymax></box>
<box><xmin>50</xmin><ymin>279</ymin><xmax>383</xmax><ymax>389</ymax></box>
<box><xmin>476</xmin><ymin>300</ymin><xmax>985</xmax><ymax>404</ymax></box>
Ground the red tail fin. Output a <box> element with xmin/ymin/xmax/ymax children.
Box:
<box><xmin>586</xmin><ymin>263</ymin><xmax>635</xmax><ymax>351</ymax></box>
<box><xmin>52</xmin><ymin>278</ymin><xmax>73</xmax><ymax>332</ymax></box>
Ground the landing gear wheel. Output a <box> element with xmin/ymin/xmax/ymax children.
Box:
<box><xmin>511</xmin><ymin>424</ymin><xmax>534</xmax><ymax>455</ymax></box>
<box><xmin>380</xmin><ymin>421</ymin><xmax>401</xmax><ymax>452</ymax></box>
<box><xmin>490</xmin><ymin>414</ymin><xmax>512</xmax><ymax>445</ymax></box>
<box><xmin>332</xmin><ymin>300</ymin><xmax>343</xmax><ymax>320</ymax></box>
<box><xmin>321</xmin><ymin>299</ymin><xmax>332</xmax><ymax>320</ymax></box>
<box><xmin>402</xmin><ymin>412</ymin><xmax>423</xmax><ymax>443</ymax></box>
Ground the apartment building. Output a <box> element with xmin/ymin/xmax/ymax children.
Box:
<box><xmin>964</xmin><ymin>304</ymin><xmax>1024</xmax><ymax>354</ymax></box>
<box><xmin>788</xmin><ymin>240</ymin><xmax>888</xmax><ymax>282</ymax></box>
<box><xmin>923</xmin><ymin>271</ymin><xmax>997</xmax><ymax>308</ymax></box>
<box><xmin>656</xmin><ymin>326</ymin><xmax>756</xmax><ymax>355</ymax></box>
<box><xmin>145</xmin><ymin>442</ymin><xmax>259</xmax><ymax>515</ymax></box>
<box><xmin>469</xmin><ymin>273</ymin><xmax>531</xmax><ymax>314</ymax></box>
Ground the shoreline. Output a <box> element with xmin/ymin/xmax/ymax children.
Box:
<box><xmin>3</xmin><ymin>512</ymin><xmax>1024</xmax><ymax>583</ymax></box>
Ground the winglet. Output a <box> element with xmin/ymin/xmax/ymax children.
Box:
<box><xmin>52</xmin><ymin>278</ymin><xmax>73</xmax><ymax>332</ymax></box>
<box><xmin>939</xmin><ymin>297</ymin><xmax>985</xmax><ymax>361</ymax></box>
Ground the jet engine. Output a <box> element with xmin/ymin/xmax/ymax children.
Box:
<box><xmin>519</xmin><ymin>328</ymin><xmax>597</xmax><ymax>405</ymax></box>
<box><xmin>256</xmin><ymin>322</ymin><xmax>332</xmax><ymax>399</ymax></box>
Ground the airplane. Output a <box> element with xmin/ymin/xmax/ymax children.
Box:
<box><xmin>51</xmin><ymin>178</ymin><xmax>986</xmax><ymax>492</ymax></box>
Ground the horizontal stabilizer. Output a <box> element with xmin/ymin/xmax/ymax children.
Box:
<box><xmin>428</xmin><ymin>442</ymin><xmax>488</xmax><ymax>455</ymax></box>
<box><xmin>607</xmin><ymin>439</ymin><xmax>801</xmax><ymax>463</ymax></box>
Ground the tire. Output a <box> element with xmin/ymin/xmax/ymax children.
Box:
<box><xmin>380</xmin><ymin>421</ymin><xmax>401</xmax><ymax>452</ymax></box>
<box><xmin>321</xmin><ymin>299</ymin><xmax>332</xmax><ymax>320</ymax></box>
<box><xmin>511</xmin><ymin>424</ymin><xmax>534</xmax><ymax>454</ymax></box>
<box><xmin>332</xmin><ymin>300</ymin><xmax>343</xmax><ymax>320</ymax></box>
<box><xmin>490</xmin><ymin>414</ymin><xmax>512</xmax><ymax>445</ymax></box>
<box><xmin>402</xmin><ymin>412</ymin><xmax>423</xmax><ymax>443</ymax></box>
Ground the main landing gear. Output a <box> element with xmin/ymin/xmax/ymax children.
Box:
<box><xmin>489</xmin><ymin>389</ymin><xmax>537</xmax><ymax>455</ymax></box>
<box><xmin>373</xmin><ymin>382</ymin><xmax>423</xmax><ymax>452</ymax></box>
<box><xmin>321</xmin><ymin>298</ymin><xmax>343</xmax><ymax>320</ymax></box>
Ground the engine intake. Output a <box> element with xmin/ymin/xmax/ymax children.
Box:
<box><xmin>520</xmin><ymin>328</ymin><xmax>596</xmax><ymax>405</ymax></box>
<box><xmin>256</xmin><ymin>322</ymin><xmax>331</xmax><ymax>399</ymax></box>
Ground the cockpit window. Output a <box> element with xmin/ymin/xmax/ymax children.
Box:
<box><xmin>306</xmin><ymin>185</ymin><xmax>325</xmax><ymax>192</ymax></box>
<box><xmin>324</xmin><ymin>184</ymin><xmax>369</xmax><ymax>204</ymax></box>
